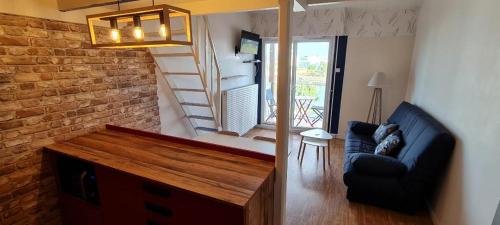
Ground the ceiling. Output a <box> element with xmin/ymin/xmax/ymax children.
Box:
<box><xmin>58</xmin><ymin>0</ymin><xmax>422</xmax><ymax>13</ymax></box>
<box><xmin>58</xmin><ymin>0</ymin><xmax>279</xmax><ymax>14</ymax></box>
<box><xmin>0</xmin><ymin>0</ymin><xmax>421</xmax><ymax>25</ymax></box>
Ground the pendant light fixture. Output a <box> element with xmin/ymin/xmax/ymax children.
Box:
<box><xmin>86</xmin><ymin>4</ymin><xmax>192</xmax><ymax>48</ymax></box>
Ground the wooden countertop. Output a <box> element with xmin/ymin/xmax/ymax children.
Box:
<box><xmin>43</xmin><ymin>125</ymin><xmax>275</xmax><ymax>208</ymax></box>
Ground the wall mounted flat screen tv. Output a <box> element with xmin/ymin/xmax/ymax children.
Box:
<box><xmin>240</xmin><ymin>30</ymin><xmax>260</xmax><ymax>55</ymax></box>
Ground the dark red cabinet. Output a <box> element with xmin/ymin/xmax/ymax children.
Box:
<box><xmin>52</xmin><ymin>155</ymin><xmax>244</xmax><ymax>225</ymax></box>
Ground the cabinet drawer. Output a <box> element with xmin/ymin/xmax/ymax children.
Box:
<box><xmin>142</xmin><ymin>181</ymin><xmax>243</xmax><ymax>225</ymax></box>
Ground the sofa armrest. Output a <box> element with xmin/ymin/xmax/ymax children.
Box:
<box><xmin>348</xmin><ymin>121</ymin><xmax>379</xmax><ymax>136</ymax></box>
<box><xmin>350</xmin><ymin>153</ymin><xmax>407</xmax><ymax>177</ymax></box>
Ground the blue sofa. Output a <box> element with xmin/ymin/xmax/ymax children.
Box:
<box><xmin>343</xmin><ymin>102</ymin><xmax>455</xmax><ymax>212</ymax></box>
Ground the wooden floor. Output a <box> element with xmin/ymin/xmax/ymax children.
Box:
<box><xmin>244</xmin><ymin>128</ymin><xmax>434</xmax><ymax>225</ymax></box>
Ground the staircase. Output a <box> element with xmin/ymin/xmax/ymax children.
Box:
<box><xmin>149</xmin><ymin>16</ymin><xmax>222</xmax><ymax>135</ymax></box>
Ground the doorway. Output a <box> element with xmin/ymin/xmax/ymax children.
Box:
<box><xmin>260</xmin><ymin>37</ymin><xmax>346</xmax><ymax>132</ymax></box>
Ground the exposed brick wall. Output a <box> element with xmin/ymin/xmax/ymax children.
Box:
<box><xmin>0</xmin><ymin>13</ymin><xmax>161</xmax><ymax>225</ymax></box>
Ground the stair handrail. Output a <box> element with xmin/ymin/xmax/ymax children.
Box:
<box><xmin>201</xmin><ymin>16</ymin><xmax>223</xmax><ymax>129</ymax></box>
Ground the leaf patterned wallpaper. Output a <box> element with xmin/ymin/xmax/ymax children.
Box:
<box><xmin>250</xmin><ymin>8</ymin><xmax>417</xmax><ymax>38</ymax></box>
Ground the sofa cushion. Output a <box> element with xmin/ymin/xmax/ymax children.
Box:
<box><xmin>349</xmin><ymin>153</ymin><xmax>407</xmax><ymax>177</ymax></box>
<box><xmin>348</xmin><ymin>121</ymin><xmax>379</xmax><ymax>136</ymax></box>
<box><xmin>374</xmin><ymin>130</ymin><xmax>403</xmax><ymax>156</ymax></box>
<box><xmin>372</xmin><ymin>123</ymin><xmax>399</xmax><ymax>144</ymax></box>
<box><xmin>345</xmin><ymin>132</ymin><xmax>377</xmax><ymax>154</ymax></box>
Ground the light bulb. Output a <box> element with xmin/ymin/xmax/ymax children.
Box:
<box><xmin>159</xmin><ymin>24</ymin><xmax>167</xmax><ymax>38</ymax></box>
<box><xmin>110</xmin><ymin>29</ymin><xmax>120</xmax><ymax>43</ymax></box>
<box><xmin>133</xmin><ymin>27</ymin><xmax>144</xmax><ymax>40</ymax></box>
<box><xmin>132</xmin><ymin>15</ymin><xmax>143</xmax><ymax>40</ymax></box>
<box><xmin>109</xmin><ymin>18</ymin><xmax>120</xmax><ymax>43</ymax></box>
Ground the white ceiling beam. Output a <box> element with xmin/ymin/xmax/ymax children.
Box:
<box><xmin>293</xmin><ymin>0</ymin><xmax>307</xmax><ymax>11</ymax></box>
<box><xmin>307</xmin><ymin>0</ymin><xmax>353</xmax><ymax>5</ymax></box>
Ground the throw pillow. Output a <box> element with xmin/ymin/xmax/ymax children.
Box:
<box><xmin>372</xmin><ymin>123</ymin><xmax>399</xmax><ymax>144</ymax></box>
<box><xmin>374</xmin><ymin>130</ymin><xmax>403</xmax><ymax>156</ymax></box>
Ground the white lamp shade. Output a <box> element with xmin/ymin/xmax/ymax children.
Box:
<box><xmin>368</xmin><ymin>72</ymin><xmax>387</xmax><ymax>88</ymax></box>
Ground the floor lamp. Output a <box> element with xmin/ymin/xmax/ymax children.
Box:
<box><xmin>366</xmin><ymin>72</ymin><xmax>386</xmax><ymax>125</ymax></box>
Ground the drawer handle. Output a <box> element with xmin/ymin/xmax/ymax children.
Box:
<box><xmin>146</xmin><ymin>219</ymin><xmax>164</xmax><ymax>225</ymax></box>
<box><xmin>80</xmin><ymin>171</ymin><xmax>88</xmax><ymax>200</ymax></box>
<box><xmin>143</xmin><ymin>183</ymin><xmax>171</xmax><ymax>198</ymax></box>
<box><xmin>145</xmin><ymin>202</ymin><xmax>173</xmax><ymax>217</ymax></box>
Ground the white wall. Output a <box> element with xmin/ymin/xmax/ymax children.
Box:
<box><xmin>206</xmin><ymin>13</ymin><xmax>256</xmax><ymax>91</ymax></box>
<box><xmin>339</xmin><ymin>36</ymin><xmax>414</xmax><ymax>136</ymax></box>
<box><xmin>407</xmin><ymin>0</ymin><xmax>500</xmax><ymax>225</ymax></box>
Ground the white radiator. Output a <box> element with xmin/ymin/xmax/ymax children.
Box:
<box><xmin>222</xmin><ymin>84</ymin><xmax>258</xmax><ymax>136</ymax></box>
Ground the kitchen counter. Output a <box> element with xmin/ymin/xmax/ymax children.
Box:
<box><xmin>44</xmin><ymin>125</ymin><xmax>274</xmax><ymax>225</ymax></box>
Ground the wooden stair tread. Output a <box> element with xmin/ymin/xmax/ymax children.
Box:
<box><xmin>152</xmin><ymin>53</ymin><xmax>193</xmax><ymax>57</ymax></box>
<box><xmin>187</xmin><ymin>115</ymin><xmax>214</xmax><ymax>120</ymax></box>
<box><xmin>172</xmin><ymin>88</ymin><xmax>205</xmax><ymax>92</ymax></box>
<box><xmin>163</xmin><ymin>72</ymin><xmax>199</xmax><ymax>76</ymax></box>
<box><xmin>180</xmin><ymin>102</ymin><xmax>210</xmax><ymax>107</ymax></box>
<box><xmin>195</xmin><ymin>127</ymin><xmax>218</xmax><ymax>132</ymax></box>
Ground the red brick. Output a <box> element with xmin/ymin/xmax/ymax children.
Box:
<box><xmin>59</xmin><ymin>86</ymin><xmax>80</xmax><ymax>95</ymax></box>
<box><xmin>0</xmin><ymin>14</ymin><xmax>28</xmax><ymax>26</ymax></box>
<box><xmin>19</xmin><ymin>83</ymin><xmax>35</xmax><ymax>90</ymax></box>
<box><xmin>16</xmin><ymin>107</ymin><xmax>45</xmax><ymax>118</ymax></box>
<box><xmin>33</xmin><ymin>66</ymin><xmax>58</xmax><ymax>73</ymax></box>
<box><xmin>77</xmin><ymin>107</ymin><xmax>95</xmax><ymax>115</ymax></box>
<box><xmin>19</xmin><ymin>123</ymin><xmax>50</xmax><ymax>134</ymax></box>
<box><xmin>0</xmin><ymin>102</ymin><xmax>22</xmax><ymax>111</ymax></box>
<box><xmin>7</xmin><ymin>47</ymin><xmax>28</xmax><ymax>56</ymax></box>
<box><xmin>16</xmin><ymin>90</ymin><xmax>43</xmax><ymax>100</ymax></box>
<box><xmin>0</xmin><ymin>120</ymin><xmax>23</xmax><ymax>130</ymax></box>
<box><xmin>53</xmin><ymin>49</ymin><xmax>65</xmax><ymax>56</ymax></box>
<box><xmin>3</xmin><ymin>26</ymin><xmax>26</xmax><ymax>36</ymax></box>
<box><xmin>27</xmin><ymin>48</ymin><xmax>52</xmax><ymax>56</ymax></box>
<box><xmin>0</xmin><ymin>111</ymin><xmax>15</xmax><ymax>121</ymax></box>
<box><xmin>65</xmin><ymin>49</ymin><xmax>85</xmax><ymax>56</ymax></box>
<box><xmin>68</xmin><ymin>24</ymin><xmax>87</xmax><ymax>33</ymax></box>
<box><xmin>31</xmin><ymin>38</ymin><xmax>67</xmax><ymax>48</ymax></box>
<box><xmin>0</xmin><ymin>36</ymin><xmax>29</xmax><ymax>46</ymax></box>
<box><xmin>0</xmin><ymin>93</ymin><xmax>15</xmax><ymax>101</ymax></box>
<box><xmin>63</xmin><ymin>32</ymin><xmax>83</xmax><ymax>41</ymax></box>
<box><xmin>44</xmin><ymin>21</ymin><xmax>69</xmax><ymax>31</ymax></box>
<box><xmin>27</xmin><ymin>20</ymin><xmax>44</xmax><ymax>29</ymax></box>
<box><xmin>26</xmin><ymin>27</ymin><xmax>48</xmax><ymax>38</ymax></box>
<box><xmin>14</xmin><ymin>73</ymin><xmax>40</xmax><ymax>82</ymax></box>
<box><xmin>1</xmin><ymin>56</ymin><xmax>36</xmax><ymax>65</ymax></box>
<box><xmin>0</xmin><ymin>165</ymin><xmax>16</xmax><ymax>176</ymax></box>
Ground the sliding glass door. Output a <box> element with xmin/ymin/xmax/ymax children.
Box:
<box><xmin>261</xmin><ymin>40</ymin><xmax>279</xmax><ymax>125</ymax></box>
<box><xmin>291</xmin><ymin>39</ymin><xmax>333</xmax><ymax>129</ymax></box>
<box><xmin>260</xmin><ymin>38</ymin><xmax>335</xmax><ymax>130</ymax></box>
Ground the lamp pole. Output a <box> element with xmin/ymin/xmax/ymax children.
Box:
<box><xmin>366</xmin><ymin>72</ymin><xmax>386</xmax><ymax>125</ymax></box>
